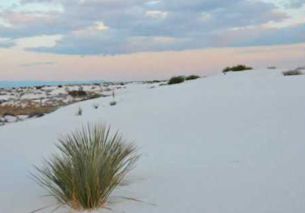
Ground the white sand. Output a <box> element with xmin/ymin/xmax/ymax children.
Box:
<box><xmin>1</xmin><ymin>69</ymin><xmax>305</xmax><ymax>212</ymax></box>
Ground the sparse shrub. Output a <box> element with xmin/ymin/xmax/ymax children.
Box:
<box><xmin>76</xmin><ymin>107</ymin><xmax>82</xmax><ymax>116</ymax></box>
<box><xmin>110</xmin><ymin>101</ymin><xmax>117</xmax><ymax>106</ymax></box>
<box><xmin>144</xmin><ymin>80</ymin><xmax>162</xmax><ymax>84</ymax></box>
<box><xmin>68</xmin><ymin>90</ymin><xmax>87</xmax><ymax>98</ymax></box>
<box><xmin>112</xmin><ymin>90</ymin><xmax>116</xmax><ymax>99</ymax></box>
<box><xmin>223</xmin><ymin>65</ymin><xmax>253</xmax><ymax>74</ymax></box>
<box><xmin>28</xmin><ymin>112</ymin><xmax>45</xmax><ymax>118</ymax></box>
<box><xmin>33</xmin><ymin>124</ymin><xmax>138</xmax><ymax>210</ymax></box>
<box><xmin>93</xmin><ymin>103</ymin><xmax>99</xmax><ymax>109</ymax></box>
<box><xmin>283</xmin><ymin>68</ymin><xmax>304</xmax><ymax>76</ymax></box>
<box><xmin>267</xmin><ymin>66</ymin><xmax>277</xmax><ymax>69</ymax></box>
<box><xmin>168</xmin><ymin>76</ymin><xmax>185</xmax><ymax>85</ymax></box>
<box><xmin>35</xmin><ymin>86</ymin><xmax>43</xmax><ymax>90</ymax></box>
<box><xmin>185</xmin><ymin>75</ymin><xmax>200</xmax><ymax>80</ymax></box>
<box><xmin>88</xmin><ymin>93</ymin><xmax>102</xmax><ymax>100</ymax></box>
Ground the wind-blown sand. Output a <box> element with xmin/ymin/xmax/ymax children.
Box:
<box><xmin>1</xmin><ymin>69</ymin><xmax>305</xmax><ymax>212</ymax></box>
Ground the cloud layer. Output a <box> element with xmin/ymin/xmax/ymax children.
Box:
<box><xmin>0</xmin><ymin>0</ymin><xmax>304</xmax><ymax>55</ymax></box>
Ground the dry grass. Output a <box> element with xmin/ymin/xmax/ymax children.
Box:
<box><xmin>33</xmin><ymin>124</ymin><xmax>138</xmax><ymax>211</ymax></box>
<box><xmin>283</xmin><ymin>69</ymin><xmax>304</xmax><ymax>76</ymax></box>
<box><xmin>0</xmin><ymin>104</ymin><xmax>57</xmax><ymax>117</ymax></box>
<box><xmin>0</xmin><ymin>92</ymin><xmax>101</xmax><ymax>119</ymax></box>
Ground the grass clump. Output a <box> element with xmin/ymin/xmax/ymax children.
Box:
<box><xmin>93</xmin><ymin>103</ymin><xmax>99</xmax><ymax>109</ymax></box>
<box><xmin>168</xmin><ymin>76</ymin><xmax>185</xmax><ymax>85</ymax></box>
<box><xmin>223</xmin><ymin>64</ymin><xmax>253</xmax><ymax>74</ymax></box>
<box><xmin>267</xmin><ymin>66</ymin><xmax>277</xmax><ymax>70</ymax></box>
<box><xmin>110</xmin><ymin>101</ymin><xmax>117</xmax><ymax>106</ymax></box>
<box><xmin>76</xmin><ymin>107</ymin><xmax>82</xmax><ymax>116</ymax></box>
<box><xmin>185</xmin><ymin>75</ymin><xmax>200</xmax><ymax>80</ymax></box>
<box><xmin>283</xmin><ymin>68</ymin><xmax>304</xmax><ymax>76</ymax></box>
<box><xmin>33</xmin><ymin>124</ymin><xmax>138</xmax><ymax>211</ymax></box>
<box><xmin>68</xmin><ymin>90</ymin><xmax>88</xmax><ymax>98</ymax></box>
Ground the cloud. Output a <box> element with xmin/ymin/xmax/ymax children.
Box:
<box><xmin>0</xmin><ymin>0</ymin><xmax>304</xmax><ymax>55</ymax></box>
<box><xmin>145</xmin><ymin>10</ymin><xmax>168</xmax><ymax>19</ymax></box>
<box><xmin>283</xmin><ymin>0</ymin><xmax>305</xmax><ymax>8</ymax></box>
<box><xmin>19</xmin><ymin>61</ymin><xmax>56</xmax><ymax>67</ymax></box>
<box><xmin>0</xmin><ymin>38</ymin><xmax>14</xmax><ymax>48</ymax></box>
<box><xmin>210</xmin><ymin>23</ymin><xmax>305</xmax><ymax>47</ymax></box>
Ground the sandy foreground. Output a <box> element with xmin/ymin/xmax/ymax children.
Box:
<box><xmin>1</xmin><ymin>69</ymin><xmax>305</xmax><ymax>212</ymax></box>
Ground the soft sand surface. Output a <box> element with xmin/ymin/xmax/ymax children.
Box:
<box><xmin>1</xmin><ymin>69</ymin><xmax>305</xmax><ymax>212</ymax></box>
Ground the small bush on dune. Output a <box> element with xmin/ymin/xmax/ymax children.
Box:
<box><xmin>68</xmin><ymin>90</ymin><xmax>87</xmax><ymax>98</ymax></box>
<box><xmin>110</xmin><ymin>101</ymin><xmax>117</xmax><ymax>106</ymax></box>
<box><xmin>283</xmin><ymin>68</ymin><xmax>304</xmax><ymax>76</ymax></box>
<box><xmin>88</xmin><ymin>93</ymin><xmax>102</xmax><ymax>100</ymax></box>
<box><xmin>168</xmin><ymin>76</ymin><xmax>185</xmax><ymax>85</ymax></box>
<box><xmin>33</xmin><ymin>124</ymin><xmax>138</xmax><ymax>211</ymax></box>
<box><xmin>185</xmin><ymin>75</ymin><xmax>200</xmax><ymax>80</ymax></box>
<box><xmin>267</xmin><ymin>66</ymin><xmax>277</xmax><ymax>70</ymax></box>
<box><xmin>76</xmin><ymin>107</ymin><xmax>82</xmax><ymax>116</ymax></box>
<box><xmin>93</xmin><ymin>103</ymin><xmax>99</xmax><ymax>109</ymax></box>
<box><xmin>35</xmin><ymin>86</ymin><xmax>43</xmax><ymax>90</ymax></box>
<box><xmin>223</xmin><ymin>65</ymin><xmax>253</xmax><ymax>74</ymax></box>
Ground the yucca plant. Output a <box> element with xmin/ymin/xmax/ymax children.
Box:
<box><xmin>34</xmin><ymin>124</ymin><xmax>138</xmax><ymax>211</ymax></box>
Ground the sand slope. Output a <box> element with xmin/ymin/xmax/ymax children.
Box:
<box><xmin>1</xmin><ymin>69</ymin><xmax>305</xmax><ymax>212</ymax></box>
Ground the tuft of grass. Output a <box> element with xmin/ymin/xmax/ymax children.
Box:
<box><xmin>76</xmin><ymin>107</ymin><xmax>82</xmax><ymax>116</ymax></box>
<box><xmin>283</xmin><ymin>69</ymin><xmax>304</xmax><ymax>76</ymax></box>
<box><xmin>33</xmin><ymin>124</ymin><xmax>138</xmax><ymax>211</ymax></box>
<box><xmin>267</xmin><ymin>66</ymin><xmax>277</xmax><ymax>70</ymax></box>
<box><xmin>168</xmin><ymin>76</ymin><xmax>185</xmax><ymax>85</ymax></box>
<box><xmin>223</xmin><ymin>65</ymin><xmax>253</xmax><ymax>74</ymax></box>
<box><xmin>110</xmin><ymin>101</ymin><xmax>117</xmax><ymax>106</ymax></box>
<box><xmin>185</xmin><ymin>75</ymin><xmax>200</xmax><ymax>80</ymax></box>
<box><xmin>68</xmin><ymin>90</ymin><xmax>88</xmax><ymax>98</ymax></box>
<box><xmin>93</xmin><ymin>103</ymin><xmax>99</xmax><ymax>109</ymax></box>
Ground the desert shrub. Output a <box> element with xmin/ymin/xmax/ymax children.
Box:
<box><xmin>88</xmin><ymin>93</ymin><xmax>102</xmax><ymax>100</ymax></box>
<box><xmin>110</xmin><ymin>101</ymin><xmax>117</xmax><ymax>106</ymax></box>
<box><xmin>76</xmin><ymin>107</ymin><xmax>82</xmax><ymax>116</ymax></box>
<box><xmin>68</xmin><ymin>90</ymin><xmax>88</xmax><ymax>98</ymax></box>
<box><xmin>267</xmin><ymin>66</ymin><xmax>277</xmax><ymax>69</ymax></box>
<box><xmin>33</xmin><ymin>124</ymin><xmax>138</xmax><ymax>210</ymax></box>
<box><xmin>93</xmin><ymin>103</ymin><xmax>99</xmax><ymax>109</ymax></box>
<box><xmin>28</xmin><ymin>112</ymin><xmax>45</xmax><ymax>118</ymax></box>
<box><xmin>35</xmin><ymin>86</ymin><xmax>43</xmax><ymax>90</ymax></box>
<box><xmin>185</xmin><ymin>75</ymin><xmax>200</xmax><ymax>80</ymax></box>
<box><xmin>223</xmin><ymin>65</ymin><xmax>253</xmax><ymax>73</ymax></box>
<box><xmin>168</xmin><ymin>76</ymin><xmax>185</xmax><ymax>85</ymax></box>
<box><xmin>283</xmin><ymin>69</ymin><xmax>304</xmax><ymax>76</ymax></box>
<box><xmin>144</xmin><ymin>80</ymin><xmax>162</xmax><ymax>84</ymax></box>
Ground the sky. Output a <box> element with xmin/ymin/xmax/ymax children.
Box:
<box><xmin>0</xmin><ymin>0</ymin><xmax>304</xmax><ymax>81</ymax></box>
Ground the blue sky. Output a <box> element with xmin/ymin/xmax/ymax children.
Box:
<box><xmin>0</xmin><ymin>0</ymin><xmax>304</xmax><ymax>80</ymax></box>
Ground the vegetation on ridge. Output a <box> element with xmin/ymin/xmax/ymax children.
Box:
<box><xmin>223</xmin><ymin>65</ymin><xmax>253</xmax><ymax>73</ymax></box>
